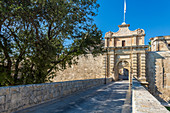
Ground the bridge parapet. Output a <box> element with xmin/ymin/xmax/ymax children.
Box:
<box><xmin>0</xmin><ymin>78</ymin><xmax>113</xmax><ymax>113</ymax></box>
<box><xmin>132</xmin><ymin>78</ymin><xmax>169</xmax><ymax>113</ymax></box>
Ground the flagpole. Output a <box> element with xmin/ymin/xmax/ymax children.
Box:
<box><xmin>123</xmin><ymin>0</ymin><xmax>126</xmax><ymax>23</ymax></box>
<box><xmin>124</xmin><ymin>10</ymin><xmax>125</xmax><ymax>23</ymax></box>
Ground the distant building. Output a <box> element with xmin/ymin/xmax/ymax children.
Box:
<box><xmin>150</xmin><ymin>36</ymin><xmax>170</xmax><ymax>51</ymax></box>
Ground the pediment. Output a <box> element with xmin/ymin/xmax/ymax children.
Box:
<box><xmin>105</xmin><ymin>24</ymin><xmax>145</xmax><ymax>37</ymax></box>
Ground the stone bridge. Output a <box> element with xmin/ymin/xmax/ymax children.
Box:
<box><xmin>0</xmin><ymin>78</ymin><xmax>169</xmax><ymax>113</ymax></box>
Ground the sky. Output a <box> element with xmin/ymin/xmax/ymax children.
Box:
<box><xmin>94</xmin><ymin>0</ymin><xmax>170</xmax><ymax>44</ymax></box>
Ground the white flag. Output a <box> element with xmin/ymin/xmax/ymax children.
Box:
<box><xmin>124</xmin><ymin>0</ymin><xmax>126</xmax><ymax>13</ymax></box>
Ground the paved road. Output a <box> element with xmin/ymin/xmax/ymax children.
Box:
<box><xmin>16</xmin><ymin>80</ymin><xmax>132</xmax><ymax>113</ymax></box>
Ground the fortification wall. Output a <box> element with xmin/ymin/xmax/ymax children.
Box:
<box><xmin>146</xmin><ymin>51</ymin><xmax>170</xmax><ymax>103</ymax></box>
<box><xmin>0</xmin><ymin>78</ymin><xmax>113</xmax><ymax>113</ymax></box>
<box><xmin>52</xmin><ymin>54</ymin><xmax>104</xmax><ymax>82</ymax></box>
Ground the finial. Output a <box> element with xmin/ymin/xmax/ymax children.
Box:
<box><xmin>122</xmin><ymin>22</ymin><xmax>126</xmax><ymax>25</ymax></box>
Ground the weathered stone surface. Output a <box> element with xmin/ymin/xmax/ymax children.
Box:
<box><xmin>0</xmin><ymin>104</ymin><xmax>5</xmax><ymax>112</ymax></box>
<box><xmin>10</xmin><ymin>87</ymin><xmax>20</xmax><ymax>94</ymax></box>
<box><xmin>150</xmin><ymin>36</ymin><xmax>170</xmax><ymax>51</ymax></box>
<box><xmin>132</xmin><ymin>79</ymin><xmax>169</xmax><ymax>113</ymax></box>
<box><xmin>52</xmin><ymin>54</ymin><xmax>104</xmax><ymax>82</ymax></box>
<box><xmin>0</xmin><ymin>96</ymin><xmax>5</xmax><ymax>104</ymax></box>
<box><xmin>15</xmin><ymin>80</ymin><xmax>131</xmax><ymax>113</ymax></box>
<box><xmin>0</xmin><ymin>78</ymin><xmax>112</xmax><ymax>113</ymax></box>
<box><xmin>146</xmin><ymin>51</ymin><xmax>170</xmax><ymax>103</ymax></box>
<box><xmin>0</xmin><ymin>87</ymin><xmax>9</xmax><ymax>96</ymax></box>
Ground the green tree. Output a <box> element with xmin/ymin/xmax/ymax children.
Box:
<box><xmin>0</xmin><ymin>0</ymin><xmax>103</xmax><ymax>86</ymax></box>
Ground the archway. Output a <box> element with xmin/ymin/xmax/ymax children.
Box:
<box><xmin>116</xmin><ymin>60</ymin><xmax>130</xmax><ymax>80</ymax></box>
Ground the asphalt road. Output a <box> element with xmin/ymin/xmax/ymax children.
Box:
<box><xmin>15</xmin><ymin>80</ymin><xmax>132</xmax><ymax>113</ymax></box>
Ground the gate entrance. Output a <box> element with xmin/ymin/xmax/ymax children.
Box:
<box><xmin>117</xmin><ymin>60</ymin><xmax>130</xmax><ymax>80</ymax></box>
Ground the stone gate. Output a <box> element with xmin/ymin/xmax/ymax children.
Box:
<box><xmin>103</xmin><ymin>22</ymin><xmax>148</xmax><ymax>84</ymax></box>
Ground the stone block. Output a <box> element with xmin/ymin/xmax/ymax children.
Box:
<box><xmin>141</xmin><ymin>70</ymin><xmax>146</xmax><ymax>73</ymax></box>
<box><xmin>141</xmin><ymin>54</ymin><xmax>146</xmax><ymax>57</ymax></box>
<box><xmin>0</xmin><ymin>104</ymin><xmax>5</xmax><ymax>112</ymax></box>
<box><xmin>141</xmin><ymin>64</ymin><xmax>145</xmax><ymax>67</ymax></box>
<box><xmin>5</xmin><ymin>93</ymin><xmax>12</xmax><ymax>103</ymax></box>
<box><xmin>0</xmin><ymin>87</ymin><xmax>9</xmax><ymax>96</ymax></box>
<box><xmin>0</xmin><ymin>96</ymin><xmax>5</xmax><ymax>104</ymax></box>
<box><xmin>141</xmin><ymin>61</ymin><xmax>146</xmax><ymax>64</ymax></box>
<box><xmin>133</xmin><ymin>70</ymin><xmax>137</xmax><ymax>73</ymax></box>
<box><xmin>11</xmin><ymin>93</ymin><xmax>21</xmax><ymax>104</ymax></box>
<box><xmin>22</xmin><ymin>97</ymin><xmax>29</xmax><ymax>105</ymax></box>
<box><xmin>4</xmin><ymin>102</ymin><xmax>11</xmax><ymax>111</ymax></box>
<box><xmin>133</xmin><ymin>61</ymin><xmax>137</xmax><ymax>64</ymax></box>
<box><xmin>141</xmin><ymin>58</ymin><xmax>145</xmax><ymax>61</ymax></box>
<box><xmin>10</xmin><ymin>87</ymin><xmax>20</xmax><ymax>94</ymax></box>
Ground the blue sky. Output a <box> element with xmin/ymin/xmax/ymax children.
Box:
<box><xmin>94</xmin><ymin>0</ymin><xmax>170</xmax><ymax>44</ymax></box>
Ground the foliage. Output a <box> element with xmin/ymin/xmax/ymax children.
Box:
<box><xmin>0</xmin><ymin>0</ymin><xmax>103</xmax><ymax>86</ymax></box>
<box><xmin>166</xmin><ymin>107</ymin><xmax>170</xmax><ymax>111</ymax></box>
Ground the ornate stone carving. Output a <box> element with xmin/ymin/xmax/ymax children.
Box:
<box><xmin>105</xmin><ymin>31</ymin><xmax>113</xmax><ymax>37</ymax></box>
<box><xmin>137</xmin><ymin>29</ymin><xmax>145</xmax><ymax>35</ymax></box>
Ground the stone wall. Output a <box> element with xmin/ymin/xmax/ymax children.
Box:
<box><xmin>146</xmin><ymin>51</ymin><xmax>170</xmax><ymax>103</ymax></box>
<box><xmin>0</xmin><ymin>78</ymin><xmax>113</xmax><ymax>113</ymax></box>
<box><xmin>132</xmin><ymin>78</ymin><xmax>169</xmax><ymax>113</ymax></box>
<box><xmin>150</xmin><ymin>35</ymin><xmax>170</xmax><ymax>51</ymax></box>
<box><xmin>52</xmin><ymin>54</ymin><xmax>104</xmax><ymax>82</ymax></box>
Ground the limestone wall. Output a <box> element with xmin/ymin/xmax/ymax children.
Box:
<box><xmin>146</xmin><ymin>51</ymin><xmax>170</xmax><ymax>103</ymax></box>
<box><xmin>0</xmin><ymin>78</ymin><xmax>113</xmax><ymax>113</ymax></box>
<box><xmin>132</xmin><ymin>78</ymin><xmax>169</xmax><ymax>113</ymax></box>
<box><xmin>53</xmin><ymin>54</ymin><xmax>104</xmax><ymax>82</ymax></box>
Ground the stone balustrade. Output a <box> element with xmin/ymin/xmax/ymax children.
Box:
<box><xmin>0</xmin><ymin>78</ymin><xmax>113</xmax><ymax>113</ymax></box>
<box><xmin>132</xmin><ymin>78</ymin><xmax>169</xmax><ymax>113</ymax></box>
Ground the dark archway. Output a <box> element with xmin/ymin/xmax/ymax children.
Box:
<box><xmin>119</xmin><ymin>68</ymin><xmax>129</xmax><ymax>80</ymax></box>
<box><xmin>116</xmin><ymin>60</ymin><xmax>130</xmax><ymax>80</ymax></box>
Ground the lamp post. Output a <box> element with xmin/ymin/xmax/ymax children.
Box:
<box><xmin>104</xmin><ymin>47</ymin><xmax>108</xmax><ymax>84</ymax></box>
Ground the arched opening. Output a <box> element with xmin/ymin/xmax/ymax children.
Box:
<box><xmin>117</xmin><ymin>60</ymin><xmax>130</xmax><ymax>80</ymax></box>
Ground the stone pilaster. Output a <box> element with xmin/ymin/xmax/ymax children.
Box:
<box><xmin>133</xmin><ymin>36</ymin><xmax>137</xmax><ymax>46</ymax></box>
<box><xmin>112</xmin><ymin>38</ymin><xmax>115</xmax><ymax>47</ymax></box>
<box><xmin>137</xmin><ymin>54</ymin><xmax>141</xmax><ymax>78</ymax></box>
<box><xmin>109</xmin><ymin>51</ymin><xmax>114</xmax><ymax>77</ymax></box>
<box><xmin>140</xmin><ymin>53</ymin><xmax>146</xmax><ymax>77</ymax></box>
<box><xmin>132</xmin><ymin>53</ymin><xmax>138</xmax><ymax>77</ymax></box>
<box><xmin>105</xmin><ymin>38</ymin><xmax>107</xmax><ymax>47</ymax></box>
<box><xmin>138</xmin><ymin>53</ymin><xmax>148</xmax><ymax>86</ymax></box>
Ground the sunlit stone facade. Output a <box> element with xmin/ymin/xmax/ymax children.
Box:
<box><xmin>103</xmin><ymin>23</ymin><xmax>148</xmax><ymax>84</ymax></box>
<box><xmin>150</xmin><ymin>36</ymin><xmax>170</xmax><ymax>51</ymax></box>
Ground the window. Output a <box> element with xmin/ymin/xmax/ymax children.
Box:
<box><xmin>168</xmin><ymin>44</ymin><xmax>170</xmax><ymax>49</ymax></box>
<box><xmin>107</xmin><ymin>39</ymin><xmax>110</xmax><ymax>47</ymax></box>
<box><xmin>122</xmin><ymin>40</ymin><xmax>125</xmax><ymax>47</ymax></box>
<box><xmin>114</xmin><ymin>41</ymin><xmax>117</xmax><ymax>47</ymax></box>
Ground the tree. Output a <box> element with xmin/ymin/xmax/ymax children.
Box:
<box><xmin>0</xmin><ymin>0</ymin><xmax>103</xmax><ymax>86</ymax></box>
